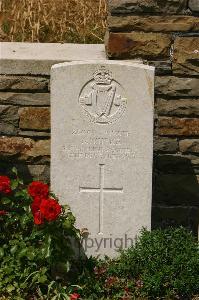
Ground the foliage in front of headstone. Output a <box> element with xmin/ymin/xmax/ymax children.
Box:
<box><xmin>77</xmin><ymin>228</ymin><xmax>199</xmax><ymax>299</ymax></box>
<box><xmin>0</xmin><ymin>168</ymin><xmax>79</xmax><ymax>300</ymax></box>
<box><xmin>0</xmin><ymin>169</ymin><xmax>199</xmax><ymax>299</ymax></box>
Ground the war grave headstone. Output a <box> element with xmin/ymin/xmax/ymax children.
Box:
<box><xmin>51</xmin><ymin>61</ymin><xmax>154</xmax><ymax>257</ymax></box>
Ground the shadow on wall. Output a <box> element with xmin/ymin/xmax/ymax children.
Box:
<box><xmin>0</xmin><ymin>162</ymin><xmax>50</xmax><ymax>184</ymax></box>
<box><xmin>152</xmin><ymin>155</ymin><xmax>199</xmax><ymax>238</ymax></box>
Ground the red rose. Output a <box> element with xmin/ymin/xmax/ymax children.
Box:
<box><xmin>40</xmin><ymin>198</ymin><xmax>62</xmax><ymax>222</ymax></box>
<box><xmin>30</xmin><ymin>195</ymin><xmax>61</xmax><ymax>224</ymax></box>
<box><xmin>70</xmin><ymin>293</ymin><xmax>80</xmax><ymax>300</ymax></box>
<box><xmin>31</xmin><ymin>198</ymin><xmax>44</xmax><ymax>225</ymax></box>
<box><xmin>28</xmin><ymin>181</ymin><xmax>49</xmax><ymax>199</ymax></box>
<box><xmin>0</xmin><ymin>210</ymin><xmax>7</xmax><ymax>216</ymax></box>
<box><xmin>31</xmin><ymin>197</ymin><xmax>42</xmax><ymax>215</ymax></box>
<box><xmin>33</xmin><ymin>211</ymin><xmax>44</xmax><ymax>225</ymax></box>
<box><xmin>0</xmin><ymin>176</ymin><xmax>11</xmax><ymax>194</ymax></box>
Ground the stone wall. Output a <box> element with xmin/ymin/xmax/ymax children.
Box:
<box><xmin>0</xmin><ymin>43</ymin><xmax>106</xmax><ymax>183</ymax></box>
<box><xmin>106</xmin><ymin>0</ymin><xmax>199</xmax><ymax>235</ymax></box>
<box><xmin>0</xmin><ymin>31</ymin><xmax>199</xmax><ymax>235</ymax></box>
<box><xmin>0</xmin><ymin>75</ymin><xmax>51</xmax><ymax>183</ymax></box>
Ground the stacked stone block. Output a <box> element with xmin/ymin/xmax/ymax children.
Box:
<box><xmin>0</xmin><ymin>75</ymin><xmax>50</xmax><ymax>183</ymax></box>
<box><xmin>106</xmin><ymin>0</ymin><xmax>199</xmax><ymax>234</ymax></box>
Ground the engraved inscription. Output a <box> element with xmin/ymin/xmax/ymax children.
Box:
<box><xmin>80</xmin><ymin>164</ymin><xmax>123</xmax><ymax>234</ymax></box>
<box><xmin>79</xmin><ymin>66</ymin><xmax>127</xmax><ymax>124</ymax></box>
<box><xmin>62</xmin><ymin>129</ymin><xmax>135</xmax><ymax>160</ymax></box>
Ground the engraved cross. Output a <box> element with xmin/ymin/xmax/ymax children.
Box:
<box><xmin>79</xmin><ymin>164</ymin><xmax>123</xmax><ymax>234</ymax></box>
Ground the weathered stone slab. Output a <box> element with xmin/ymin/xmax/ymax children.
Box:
<box><xmin>106</xmin><ymin>32</ymin><xmax>171</xmax><ymax>59</ymax></box>
<box><xmin>18</xmin><ymin>130</ymin><xmax>51</xmax><ymax>137</ymax></box>
<box><xmin>158</xmin><ymin>117</ymin><xmax>199</xmax><ymax>136</ymax></box>
<box><xmin>0</xmin><ymin>43</ymin><xmax>106</xmax><ymax>75</ymax></box>
<box><xmin>155</xmin><ymin>76</ymin><xmax>199</xmax><ymax>97</ymax></box>
<box><xmin>108</xmin><ymin>15</ymin><xmax>199</xmax><ymax>32</ymax></box>
<box><xmin>157</xmin><ymin>99</ymin><xmax>199</xmax><ymax>117</ymax></box>
<box><xmin>0</xmin><ymin>136</ymin><xmax>50</xmax><ymax>164</ymax></box>
<box><xmin>19</xmin><ymin>107</ymin><xmax>50</xmax><ymax>130</ymax></box>
<box><xmin>0</xmin><ymin>105</ymin><xmax>19</xmax><ymax>135</ymax></box>
<box><xmin>173</xmin><ymin>37</ymin><xmax>199</xmax><ymax>76</ymax></box>
<box><xmin>0</xmin><ymin>76</ymin><xmax>49</xmax><ymax>91</ymax></box>
<box><xmin>26</xmin><ymin>165</ymin><xmax>50</xmax><ymax>182</ymax></box>
<box><xmin>0</xmin><ymin>123</ymin><xmax>17</xmax><ymax>135</ymax></box>
<box><xmin>51</xmin><ymin>61</ymin><xmax>154</xmax><ymax>257</ymax></box>
<box><xmin>154</xmin><ymin>137</ymin><xmax>178</xmax><ymax>153</ymax></box>
<box><xmin>0</xmin><ymin>92</ymin><xmax>50</xmax><ymax>106</ymax></box>
<box><xmin>0</xmin><ymin>136</ymin><xmax>33</xmax><ymax>157</ymax></box>
<box><xmin>179</xmin><ymin>139</ymin><xmax>199</xmax><ymax>153</ymax></box>
<box><xmin>0</xmin><ymin>105</ymin><xmax>19</xmax><ymax>126</ymax></box>
<box><xmin>109</xmin><ymin>0</ymin><xmax>188</xmax><ymax>15</ymax></box>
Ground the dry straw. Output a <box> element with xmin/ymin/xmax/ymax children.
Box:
<box><xmin>0</xmin><ymin>0</ymin><xmax>107</xmax><ymax>43</ymax></box>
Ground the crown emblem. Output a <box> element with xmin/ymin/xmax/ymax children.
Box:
<box><xmin>93</xmin><ymin>66</ymin><xmax>112</xmax><ymax>85</ymax></box>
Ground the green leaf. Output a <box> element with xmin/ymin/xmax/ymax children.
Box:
<box><xmin>0</xmin><ymin>247</ymin><xmax>4</xmax><ymax>258</ymax></box>
<box><xmin>11</xmin><ymin>179</ymin><xmax>19</xmax><ymax>190</ymax></box>
<box><xmin>41</xmin><ymin>234</ymin><xmax>52</xmax><ymax>259</ymax></box>
<box><xmin>47</xmin><ymin>280</ymin><xmax>56</xmax><ymax>295</ymax></box>
<box><xmin>18</xmin><ymin>178</ymin><xmax>24</xmax><ymax>185</ymax></box>
<box><xmin>1</xmin><ymin>197</ymin><xmax>11</xmax><ymax>205</ymax></box>
<box><xmin>15</xmin><ymin>190</ymin><xmax>28</xmax><ymax>198</ymax></box>
<box><xmin>10</xmin><ymin>245</ymin><xmax>18</xmax><ymax>255</ymax></box>
<box><xmin>18</xmin><ymin>248</ymin><xmax>27</xmax><ymax>258</ymax></box>
<box><xmin>20</xmin><ymin>282</ymin><xmax>27</xmax><ymax>289</ymax></box>
<box><xmin>38</xmin><ymin>275</ymin><xmax>48</xmax><ymax>283</ymax></box>
<box><xmin>20</xmin><ymin>214</ymin><xmax>31</xmax><ymax>228</ymax></box>
<box><xmin>62</xmin><ymin>219</ymin><xmax>73</xmax><ymax>229</ymax></box>
<box><xmin>12</xmin><ymin>167</ymin><xmax>18</xmax><ymax>175</ymax></box>
<box><xmin>27</xmin><ymin>249</ymin><xmax>35</xmax><ymax>261</ymax></box>
<box><xmin>6</xmin><ymin>284</ymin><xmax>15</xmax><ymax>292</ymax></box>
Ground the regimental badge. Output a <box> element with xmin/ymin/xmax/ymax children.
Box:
<box><xmin>79</xmin><ymin>66</ymin><xmax>127</xmax><ymax>124</ymax></box>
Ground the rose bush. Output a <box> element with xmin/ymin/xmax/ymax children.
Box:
<box><xmin>0</xmin><ymin>168</ymin><xmax>81</xmax><ymax>300</ymax></box>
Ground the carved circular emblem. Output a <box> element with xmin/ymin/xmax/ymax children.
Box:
<box><xmin>79</xmin><ymin>66</ymin><xmax>127</xmax><ymax>125</ymax></box>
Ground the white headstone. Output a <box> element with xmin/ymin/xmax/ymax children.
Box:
<box><xmin>51</xmin><ymin>61</ymin><xmax>154</xmax><ymax>257</ymax></box>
